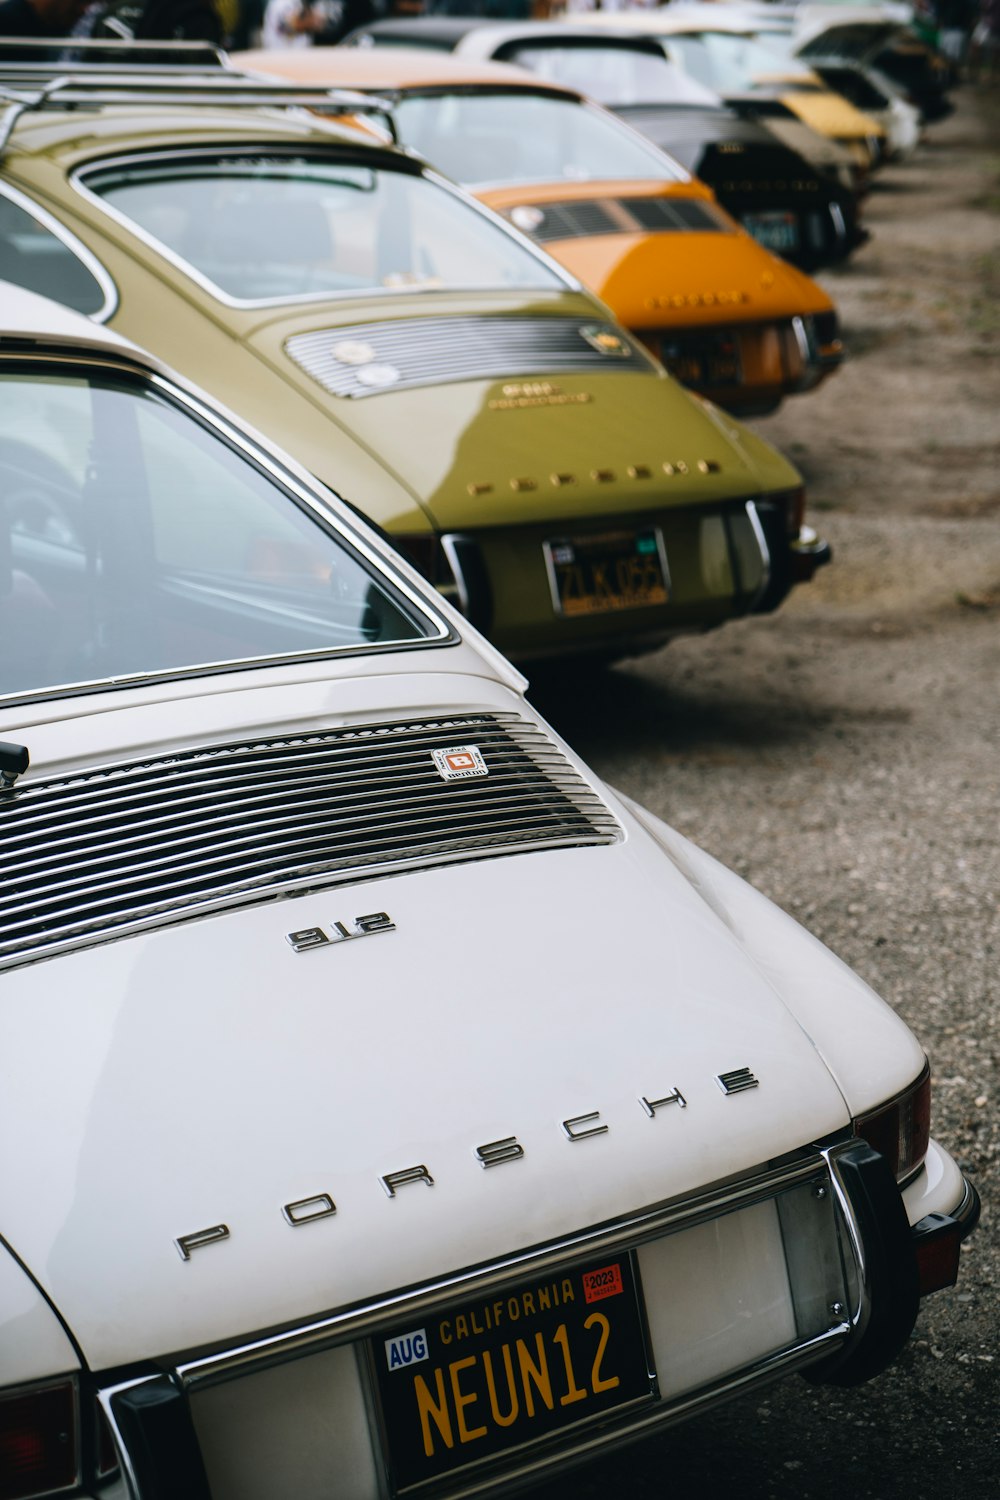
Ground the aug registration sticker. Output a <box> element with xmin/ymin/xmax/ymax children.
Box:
<box><xmin>432</xmin><ymin>745</ymin><xmax>489</xmax><ymax>781</ymax></box>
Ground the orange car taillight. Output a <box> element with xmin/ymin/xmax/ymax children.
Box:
<box><xmin>0</xmin><ymin>1380</ymin><xmax>78</xmax><ymax>1499</ymax></box>
<box><xmin>855</xmin><ymin>1062</ymin><xmax>931</xmax><ymax>1184</ymax></box>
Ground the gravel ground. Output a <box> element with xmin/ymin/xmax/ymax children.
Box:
<box><xmin>524</xmin><ymin>84</ymin><xmax>1000</xmax><ymax>1499</ymax></box>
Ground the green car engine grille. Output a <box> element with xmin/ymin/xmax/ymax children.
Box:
<box><xmin>284</xmin><ymin>317</ymin><xmax>654</xmax><ymax>397</ymax></box>
<box><xmin>0</xmin><ymin>713</ymin><xmax>620</xmax><ymax>969</ymax></box>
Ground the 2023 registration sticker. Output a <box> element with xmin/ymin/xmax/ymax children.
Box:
<box><xmin>373</xmin><ymin>1256</ymin><xmax>654</xmax><ymax>1492</ymax></box>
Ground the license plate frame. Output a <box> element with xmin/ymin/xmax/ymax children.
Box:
<box><xmin>369</xmin><ymin>1253</ymin><xmax>655</xmax><ymax>1494</ymax></box>
<box><xmin>542</xmin><ymin>528</ymin><xmax>670</xmax><ymax>618</ymax></box>
<box><xmin>743</xmin><ymin>209</ymin><xmax>801</xmax><ymax>253</ymax></box>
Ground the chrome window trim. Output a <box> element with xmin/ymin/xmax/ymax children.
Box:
<box><xmin>0</xmin><ymin>178</ymin><xmax>118</xmax><ymax>322</ymax></box>
<box><xmin>0</xmin><ymin>349</ymin><xmax>455</xmax><ymax>708</ymax></box>
<box><xmin>70</xmin><ymin>145</ymin><xmax>575</xmax><ymax>311</ymax></box>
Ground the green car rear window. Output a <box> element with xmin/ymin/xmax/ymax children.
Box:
<box><xmin>84</xmin><ymin>155</ymin><xmax>563</xmax><ymax>303</ymax></box>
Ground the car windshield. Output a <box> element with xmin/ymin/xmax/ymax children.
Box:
<box><xmin>391</xmin><ymin>91</ymin><xmax>685</xmax><ymax>188</ymax></box>
<box><xmin>668</xmin><ymin>32</ymin><xmax>816</xmax><ymax>93</ymax></box>
<box><xmin>0</xmin><ymin>365</ymin><xmax>436</xmax><ymax>699</ymax></box>
<box><xmin>500</xmin><ymin>43</ymin><xmax>721</xmax><ymax>108</ymax></box>
<box><xmin>84</xmin><ymin>154</ymin><xmax>562</xmax><ymax>303</ymax></box>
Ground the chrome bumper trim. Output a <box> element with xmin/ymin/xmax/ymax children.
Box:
<box><xmin>101</xmin><ymin>1140</ymin><xmax>874</xmax><ymax>1500</ymax></box>
<box><xmin>174</xmin><ymin>1148</ymin><xmax>833</xmax><ymax>1393</ymax></box>
<box><xmin>950</xmin><ymin>1175</ymin><xmax>982</xmax><ymax>1241</ymax></box>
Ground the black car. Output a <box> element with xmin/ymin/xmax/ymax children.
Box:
<box><xmin>344</xmin><ymin>18</ymin><xmax>868</xmax><ymax>270</ymax></box>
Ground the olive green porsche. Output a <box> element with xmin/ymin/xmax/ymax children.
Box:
<box><xmin>0</xmin><ymin>67</ymin><xmax>829</xmax><ymax>660</ymax></box>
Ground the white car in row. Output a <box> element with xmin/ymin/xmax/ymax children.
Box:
<box><xmin>0</xmin><ymin>285</ymin><xmax>978</xmax><ymax>1500</ymax></box>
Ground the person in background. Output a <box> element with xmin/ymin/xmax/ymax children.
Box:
<box><xmin>260</xmin><ymin>0</ymin><xmax>373</xmax><ymax>46</ymax></box>
<box><xmin>936</xmin><ymin>0</ymin><xmax>978</xmax><ymax>66</ymax></box>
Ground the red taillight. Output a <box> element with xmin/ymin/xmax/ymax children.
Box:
<box><xmin>855</xmin><ymin>1062</ymin><xmax>932</xmax><ymax>1182</ymax></box>
<box><xmin>783</xmin><ymin>485</ymin><xmax>807</xmax><ymax>538</ymax></box>
<box><xmin>0</xmin><ymin>1381</ymin><xmax>77</xmax><ymax>1500</ymax></box>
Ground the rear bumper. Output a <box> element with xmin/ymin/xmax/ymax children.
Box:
<box><xmin>442</xmin><ymin>497</ymin><xmax>789</xmax><ymax>660</ymax></box>
<box><xmin>95</xmin><ymin>1136</ymin><xmax>976</xmax><ymax>1499</ymax></box>
<box><xmin>638</xmin><ymin>316</ymin><xmax>842</xmax><ymax>415</ymax></box>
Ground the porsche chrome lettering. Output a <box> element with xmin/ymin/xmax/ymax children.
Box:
<box><xmin>286</xmin><ymin>912</ymin><xmax>395</xmax><ymax>953</ymax></box>
<box><xmin>173</xmin><ymin>1071</ymin><xmax>758</xmax><ymax>1254</ymax></box>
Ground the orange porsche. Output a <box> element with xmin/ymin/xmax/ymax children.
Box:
<box><xmin>237</xmin><ymin>49</ymin><xmax>844</xmax><ymax>415</ymax></box>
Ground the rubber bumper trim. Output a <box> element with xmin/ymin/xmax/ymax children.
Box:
<box><xmin>807</xmin><ymin>1142</ymin><xmax>920</xmax><ymax>1388</ymax></box>
<box><xmin>110</xmin><ymin>1376</ymin><xmax>212</xmax><ymax>1500</ymax></box>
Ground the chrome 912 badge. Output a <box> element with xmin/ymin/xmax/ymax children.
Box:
<box><xmin>432</xmin><ymin>745</ymin><xmax>488</xmax><ymax>781</ymax></box>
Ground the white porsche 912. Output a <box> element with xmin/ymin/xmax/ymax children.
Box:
<box><xmin>0</xmin><ymin>285</ymin><xmax>978</xmax><ymax>1500</ymax></box>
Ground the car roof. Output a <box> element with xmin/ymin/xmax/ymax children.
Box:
<box><xmin>575</xmin><ymin>9</ymin><xmax>772</xmax><ymax>37</ymax></box>
<box><xmin>0</xmin><ymin>76</ymin><xmax>411</xmax><ymax>164</ymax></box>
<box><xmin>451</xmin><ymin>20</ymin><xmax>676</xmax><ymax>57</ymax></box>
<box><xmin>0</xmin><ymin>99</ymin><xmax>419</xmax><ymax>171</ymax></box>
<box><xmin>344</xmin><ymin>17</ymin><xmax>487</xmax><ymax>47</ymax></box>
<box><xmin>0</xmin><ymin>278</ymin><xmax>142</xmax><ymax>358</ymax></box>
<box><xmin>235</xmin><ymin>47</ymin><xmax>578</xmax><ymax>97</ymax></box>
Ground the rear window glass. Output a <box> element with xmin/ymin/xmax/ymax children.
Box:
<box><xmin>0</xmin><ymin>366</ymin><xmax>437</xmax><ymax>699</ymax></box>
<box><xmin>391</xmin><ymin>91</ymin><xmax>686</xmax><ymax>188</ymax></box>
<box><xmin>83</xmin><ymin>154</ymin><xmax>563</xmax><ymax>303</ymax></box>
<box><xmin>0</xmin><ymin>191</ymin><xmax>109</xmax><ymax>316</ymax></box>
<box><xmin>668</xmin><ymin>33</ymin><xmax>816</xmax><ymax>94</ymax></box>
<box><xmin>500</xmin><ymin>43</ymin><xmax>720</xmax><ymax>108</ymax></box>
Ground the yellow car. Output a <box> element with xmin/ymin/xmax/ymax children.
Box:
<box><xmin>240</xmin><ymin>48</ymin><xmax>844</xmax><ymax>417</ymax></box>
<box><xmin>574</xmin><ymin>10</ymin><xmax>887</xmax><ymax>175</ymax></box>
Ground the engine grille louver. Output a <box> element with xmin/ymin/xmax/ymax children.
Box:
<box><xmin>0</xmin><ymin>714</ymin><xmax>620</xmax><ymax>969</ymax></box>
<box><xmin>527</xmin><ymin>196</ymin><xmax>727</xmax><ymax>242</ymax></box>
<box><xmin>529</xmin><ymin>199</ymin><xmax>621</xmax><ymax>239</ymax></box>
<box><xmin>617</xmin><ymin>197</ymin><xmax>727</xmax><ymax>233</ymax></box>
<box><xmin>284</xmin><ymin>317</ymin><xmax>654</xmax><ymax>397</ymax></box>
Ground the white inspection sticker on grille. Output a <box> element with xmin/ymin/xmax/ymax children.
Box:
<box><xmin>432</xmin><ymin>745</ymin><xmax>489</xmax><ymax>781</ymax></box>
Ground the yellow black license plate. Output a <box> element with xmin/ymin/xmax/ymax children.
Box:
<box><xmin>372</xmin><ymin>1255</ymin><xmax>654</xmax><ymax>1492</ymax></box>
<box><xmin>543</xmin><ymin>529</ymin><xmax>669</xmax><ymax>617</ymax></box>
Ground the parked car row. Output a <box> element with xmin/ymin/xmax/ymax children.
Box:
<box><xmin>0</xmin><ymin>13</ymin><xmax>978</xmax><ymax>1500</ymax></box>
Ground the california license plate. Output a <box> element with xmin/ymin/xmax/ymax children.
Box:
<box><xmin>744</xmin><ymin>210</ymin><xmax>800</xmax><ymax>253</ymax></box>
<box><xmin>372</xmin><ymin>1255</ymin><xmax>654</xmax><ymax>1492</ymax></box>
<box><xmin>543</xmin><ymin>529</ymin><xmax>669</xmax><ymax>617</ymax></box>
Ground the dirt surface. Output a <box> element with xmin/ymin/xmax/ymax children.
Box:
<box><xmin>524</xmin><ymin>84</ymin><xmax>1000</xmax><ymax>1499</ymax></box>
